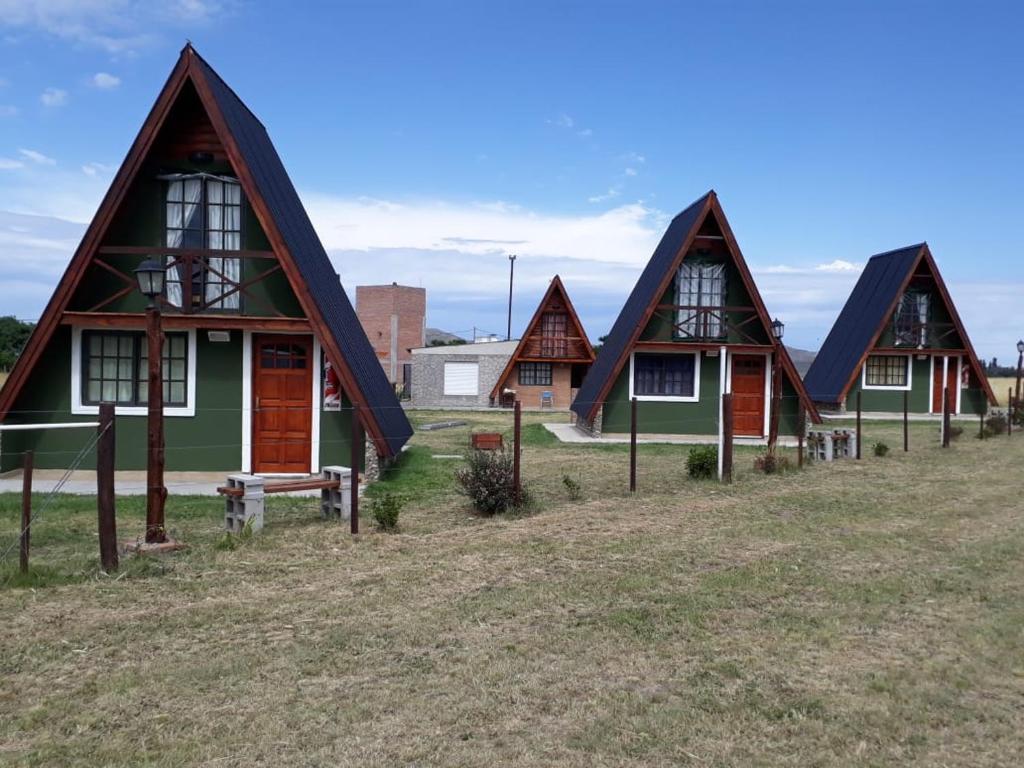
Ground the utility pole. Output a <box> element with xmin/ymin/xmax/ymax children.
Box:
<box><xmin>507</xmin><ymin>254</ymin><xmax>517</xmax><ymax>341</ymax></box>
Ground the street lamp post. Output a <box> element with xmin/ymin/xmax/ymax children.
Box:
<box><xmin>134</xmin><ymin>259</ymin><xmax>168</xmax><ymax>544</ymax></box>
<box><xmin>768</xmin><ymin>318</ymin><xmax>785</xmax><ymax>451</ymax></box>
<box><xmin>1015</xmin><ymin>339</ymin><xmax>1023</xmax><ymax>412</ymax></box>
<box><xmin>506</xmin><ymin>254</ymin><xmax>516</xmax><ymax>341</ymax></box>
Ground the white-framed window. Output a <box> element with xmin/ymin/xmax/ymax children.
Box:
<box><xmin>443</xmin><ymin>361</ymin><xmax>479</xmax><ymax>396</ymax></box>
<box><xmin>71</xmin><ymin>327</ymin><xmax>197</xmax><ymax>416</ymax></box>
<box><xmin>518</xmin><ymin>362</ymin><xmax>552</xmax><ymax>386</ymax></box>
<box><xmin>628</xmin><ymin>351</ymin><xmax>701</xmax><ymax>402</ymax></box>
<box><xmin>862</xmin><ymin>354</ymin><xmax>912</xmax><ymax>390</ymax></box>
<box><xmin>894</xmin><ymin>291</ymin><xmax>929</xmax><ymax>347</ymax></box>
<box><xmin>676</xmin><ymin>262</ymin><xmax>726</xmax><ymax>339</ymax></box>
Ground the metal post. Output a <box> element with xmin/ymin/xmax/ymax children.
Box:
<box><xmin>855</xmin><ymin>391</ymin><xmax>862</xmax><ymax>460</ymax></box>
<box><xmin>145</xmin><ymin>304</ymin><xmax>167</xmax><ymax>543</ymax></box>
<box><xmin>97</xmin><ymin>403</ymin><xmax>118</xmax><ymax>572</ymax></box>
<box><xmin>19</xmin><ymin>450</ymin><xmax>33</xmax><ymax>575</ymax></box>
<box><xmin>903</xmin><ymin>389</ymin><xmax>909</xmax><ymax>452</ymax></box>
<box><xmin>351</xmin><ymin>405</ymin><xmax>360</xmax><ymax>534</ymax></box>
<box><xmin>513</xmin><ymin>400</ymin><xmax>522</xmax><ymax>504</ymax></box>
<box><xmin>1016</xmin><ymin>350</ymin><xmax>1022</xmax><ymax>410</ymax></box>
<box><xmin>942</xmin><ymin>386</ymin><xmax>951</xmax><ymax>448</ymax></box>
<box><xmin>721</xmin><ymin>394</ymin><xmax>734</xmax><ymax>483</ymax></box>
<box><xmin>629</xmin><ymin>396</ymin><xmax>637</xmax><ymax>493</ymax></box>
<box><xmin>506</xmin><ymin>254</ymin><xmax>517</xmax><ymax>341</ymax></box>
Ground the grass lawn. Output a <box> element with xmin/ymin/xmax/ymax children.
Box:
<box><xmin>2</xmin><ymin>410</ymin><xmax>1023</xmax><ymax>766</ymax></box>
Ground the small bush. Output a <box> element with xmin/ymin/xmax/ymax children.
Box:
<box><xmin>687</xmin><ymin>445</ymin><xmax>718</xmax><ymax>479</ymax></box>
<box><xmin>370</xmin><ymin>492</ymin><xmax>403</xmax><ymax>532</ymax></box>
<box><xmin>985</xmin><ymin>414</ymin><xmax>1007</xmax><ymax>436</ymax></box>
<box><xmin>873</xmin><ymin>441</ymin><xmax>890</xmax><ymax>457</ymax></box>
<box><xmin>948</xmin><ymin>425</ymin><xmax>963</xmax><ymax>441</ymax></box>
<box><xmin>562</xmin><ymin>474</ymin><xmax>582</xmax><ymax>501</ymax></box>
<box><xmin>456</xmin><ymin>450</ymin><xmax>530</xmax><ymax>515</ymax></box>
<box><xmin>754</xmin><ymin>451</ymin><xmax>792</xmax><ymax>474</ymax></box>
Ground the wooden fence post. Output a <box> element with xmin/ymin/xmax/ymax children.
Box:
<box><xmin>513</xmin><ymin>400</ymin><xmax>522</xmax><ymax>504</ymax></box>
<box><xmin>797</xmin><ymin>409</ymin><xmax>804</xmax><ymax>469</ymax></box>
<box><xmin>721</xmin><ymin>393</ymin><xmax>734</xmax><ymax>484</ymax></box>
<box><xmin>1009</xmin><ymin>388</ymin><xmax>1014</xmax><ymax>437</ymax></box>
<box><xmin>941</xmin><ymin>386</ymin><xmax>951</xmax><ymax>447</ymax></box>
<box><xmin>978</xmin><ymin>409</ymin><xmax>985</xmax><ymax>440</ymax></box>
<box><xmin>97</xmin><ymin>403</ymin><xmax>118</xmax><ymax>573</ymax></box>
<box><xmin>629</xmin><ymin>397</ymin><xmax>637</xmax><ymax>493</ymax></box>
<box><xmin>351</xmin><ymin>405</ymin><xmax>360</xmax><ymax>534</ymax></box>
<box><xmin>20</xmin><ymin>450</ymin><xmax>33</xmax><ymax>575</ymax></box>
<box><xmin>903</xmin><ymin>390</ymin><xmax>909</xmax><ymax>452</ymax></box>
<box><xmin>855</xmin><ymin>391</ymin><xmax>862</xmax><ymax>460</ymax></box>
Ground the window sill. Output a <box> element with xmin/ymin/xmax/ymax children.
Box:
<box><xmin>861</xmin><ymin>384</ymin><xmax>911</xmax><ymax>392</ymax></box>
<box><xmin>632</xmin><ymin>394</ymin><xmax>700</xmax><ymax>403</ymax></box>
<box><xmin>71</xmin><ymin>404</ymin><xmax>196</xmax><ymax>417</ymax></box>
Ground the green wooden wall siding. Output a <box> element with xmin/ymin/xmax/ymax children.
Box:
<box><xmin>602</xmin><ymin>351</ymin><xmax>804</xmax><ymax>437</ymax></box>
<box><xmin>844</xmin><ymin>356</ymin><xmax>988</xmax><ymax>414</ymax></box>
<box><xmin>69</xmin><ymin>168</ymin><xmax>304</xmax><ymax>318</ymax></box>
<box><xmin>0</xmin><ymin>327</ymin><xmax>362</xmax><ymax>473</ymax></box>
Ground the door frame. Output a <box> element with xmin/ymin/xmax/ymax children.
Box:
<box><xmin>929</xmin><ymin>354</ymin><xmax>962</xmax><ymax>415</ymax></box>
<box><xmin>725</xmin><ymin>350</ymin><xmax>772</xmax><ymax>438</ymax></box>
<box><xmin>241</xmin><ymin>330</ymin><xmax>321</xmax><ymax>474</ymax></box>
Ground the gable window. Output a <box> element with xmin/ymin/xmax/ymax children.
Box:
<box><xmin>81</xmin><ymin>330</ymin><xmax>189</xmax><ymax>407</ymax></box>
<box><xmin>163</xmin><ymin>174</ymin><xmax>242</xmax><ymax>311</ymax></box>
<box><xmin>632</xmin><ymin>352</ymin><xmax>698</xmax><ymax>399</ymax></box>
<box><xmin>540</xmin><ymin>313</ymin><xmax>568</xmax><ymax>357</ymax></box>
<box><xmin>894</xmin><ymin>291</ymin><xmax>929</xmax><ymax>347</ymax></box>
<box><xmin>677</xmin><ymin>262</ymin><xmax>726</xmax><ymax>338</ymax></box>
<box><xmin>519</xmin><ymin>362</ymin><xmax>553</xmax><ymax>386</ymax></box>
<box><xmin>864</xmin><ymin>354</ymin><xmax>910</xmax><ymax>389</ymax></box>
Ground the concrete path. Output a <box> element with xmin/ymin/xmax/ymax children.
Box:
<box><xmin>543</xmin><ymin>423</ymin><xmax>799</xmax><ymax>447</ymax></box>
<box><xmin>0</xmin><ymin>470</ymin><xmax>324</xmax><ymax>497</ymax></box>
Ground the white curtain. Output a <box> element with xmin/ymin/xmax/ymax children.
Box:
<box><xmin>677</xmin><ymin>263</ymin><xmax>725</xmax><ymax>338</ymax></box>
<box><xmin>205</xmin><ymin>179</ymin><xmax>241</xmax><ymax>310</ymax></box>
<box><xmin>914</xmin><ymin>293</ymin><xmax>930</xmax><ymax>346</ymax></box>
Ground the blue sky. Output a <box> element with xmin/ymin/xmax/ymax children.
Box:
<box><xmin>0</xmin><ymin>1</ymin><xmax>1021</xmax><ymax>359</ymax></box>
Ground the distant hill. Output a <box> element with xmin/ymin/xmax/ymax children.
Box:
<box><xmin>786</xmin><ymin>346</ymin><xmax>817</xmax><ymax>377</ymax></box>
<box><xmin>425</xmin><ymin>327</ymin><xmax>467</xmax><ymax>346</ymax></box>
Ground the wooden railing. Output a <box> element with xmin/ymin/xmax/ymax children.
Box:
<box><xmin>654</xmin><ymin>305</ymin><xmax>763</xmax><ymax>344</ymax></box>
<box><xmin>517</xmin><ymin>335</ymin><xmax>590</xmax><ymax>360</ymax></box>
<box><xmin>892</xmin><ymin>321</ymin><xmax>958</xmax><ymax>348</ymax></box>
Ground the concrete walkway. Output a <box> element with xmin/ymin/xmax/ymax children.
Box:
<box><xmin>543</xmin><ymin>423</ymin><xmax>799</xmax><ymax>447</ymax></box>
<box><xmin>0</xmin><ymin>470</ymin><xmax>326</xmax><ymax>497</ymax></box>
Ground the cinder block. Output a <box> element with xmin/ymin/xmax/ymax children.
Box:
<box><xmin>224</xmin><ymin>473</ymin><xmax>265</xmax><ymax>533</ymax></box>
<box><xmin>321</xmin><ymin>465</ymin><xmax>352</xmax><ymax>521</ymax></box>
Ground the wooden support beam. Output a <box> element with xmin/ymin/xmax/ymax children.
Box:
<box><xmin>97</xmin><ymin>403</ymin><xmax>118</xmax><ymax>573</ymax></box>
<box><xmin>60</xmin><ymin>311</ymin><xmax>311</xmax><ymax>332</ymax></box>
<box><xmin>98</xmin><ymin>245</ymin><xmax>277</xmax><ymax>260</ymax></box>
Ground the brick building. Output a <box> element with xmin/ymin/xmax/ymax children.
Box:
<box><xmin>355</xmin><ymin>283</ymin><xmax>426</xmax><ymax>388</ymax></box>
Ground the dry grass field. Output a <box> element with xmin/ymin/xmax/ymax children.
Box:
<box><xmin>988</xmin><ymin>376</ymin><xmax>1017</xmax><ymax>405</ymax></box>
<box><xmin>2</xmin><ymin>411</ymin><xmax>1023</xmax><ymax>766</ymax></box>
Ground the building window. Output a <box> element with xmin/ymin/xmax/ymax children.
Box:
<box><xmin>633</xmin><ymin>353</ymin><xmax>696</xmax><ymax>397</ymax></box>
<box><xmin>676</xmin><ymin>261</ymin><xmax>726</xmax><ymax>338</ymax></box>
<box><xmin>82</xmin><ymin>331</ymin><xmax>189</xmax><ymax>406</ymax></box>
<box><xmin>519</xmin><ymin>362</ymin><xmax>553</xmax><ymax>386</ymax></box>
<box><xmin>864</xmin><ymin>355</ymin><xmax>909</xmax><ymax>388</ymax></box>
<box><xmin>540</xmin><ymin>313</ymin><xmax>568</xmax><ymax>357</ymax></box>
<box><xmin>894</xmin><ymin>291</ymin><xmax>929</xmax><ymax>347</ymax></box>
<box><xmin>163</xmin><ymin>174</ymin><xmax>243</xmax><ymax>311</ymax></box>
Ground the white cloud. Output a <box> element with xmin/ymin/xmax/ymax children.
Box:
<box><xmin>18</xmin><ymin>148</ymin><xmax>56</xmax><ymax>166</ymax></box>
<box><xmin>91</xmin><ymin>72</ymin><xmax>121</xmax><ymax>89</ymax></box>
<box><xmin>0</xmin><ymin>105</ymin><xmax>18</xmax><ymax>117</ymax></box>
<box><xmin>551</xmin><ymin>113</ymin><xmax>574</xmax><ymax>129</ymax></box>
<box><xmin>622</xmin><ymin>151</ymin><xmax>646</xmax><ymax>165</ymax></box>
<box><xmin>40</xmin><ymin>87</ymin><xmax>67</xmax><ymax>107</ymax></box>
<box><xmin>0</xmin><ymin>157</ymin><xmax>25</xmax><ymax>170</ymax></box>
<box><xmin>81</xmin><ymin>161</ymin><xmax>114</xmax><ymax>177</ymax></box>
<box><xmin>577</xmin><ymin>128</ymin><xmax>593</xmax><ymax>138</ymax></box>
<box><xmin>587</xmin><ymin>186</ymin><xmax>622</xmax><ymax>204</ymax></box>
<box><xmin>815</xmin><ymin>259</ymin><xmax>862</xmax><ymax>273</ymax></box>
<box><xmin>624</xmin><ymin>167</ymin><xmax>637</xmax><ymax>177</ymax></box>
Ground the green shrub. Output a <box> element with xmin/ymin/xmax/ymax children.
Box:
<box><xmin>456</xmin><ymin>450</ymin><xmax>531</xmax><ymax>515</ymax></box>
<box><xmin>872</xmin><ymin>441</ymin><xmax>889</xmax><ymax>457</ymax></box>
<box><xmin>686</xmin><ymin>445</ymin><xmax>718</xmax><ymax>479</ymax></box>
<box><xmin>948</xmin><ymin>425</ymin><xmax>963</xmax><ymax>441</ymax></box>
<box><xmin>754</xmin><ymin>451</ymin><xmax>792</xmax><ymax>474</ymax></box>
<box><xmin>985</xmin><ymin>414</ymin><xmax>1007</xmax><ymax>436</ymax></box>
<box><xmin>562</xmin><ymin>474</ymin><xmax>582</xmax><ymax>501</ymax></box>
<box><xmin>370</xmin><ymin>492</ymin><xmax>403</xmax><ymax>532</ymax></box>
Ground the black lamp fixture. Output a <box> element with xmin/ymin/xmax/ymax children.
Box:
<box><xmin>771</xmin><ymin>317</ymin><xmax>785</xmax><ymax>341</ymax></box>
<box><xmin>1017</xmin><ymin>339</ymin><xmax>1024</xmax><ymax>354</ymax></box>
<box><xmin>134</xmin><ymin>258</ymin><xmax>166</xmax><ymax>303</ymax></box>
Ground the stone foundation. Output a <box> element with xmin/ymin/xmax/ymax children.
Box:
<box><xmin>576</xmin><ymin>405</ymin><xmax>604</xmax><ymax>438</ymax></box>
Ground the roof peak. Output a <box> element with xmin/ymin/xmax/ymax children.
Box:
<box><xmin>867</xmin><ymin>242</ymin><xmax>927</xmax><ymax>261</ymax></box>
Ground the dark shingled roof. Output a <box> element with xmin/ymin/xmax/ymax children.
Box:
<box><xmin>571</xmin><ymin>192</ymin><xmax>711</xmax><ymax>420</ymax></box>
<box><xmin>803</xmin><ymin>244</ymin><xmax>924</xmax><ymax>404</ymax></box>
<box><xmin>194</xmin><ymin>53</ymin><xmax>412</xmax><ymax>455</ymax></box>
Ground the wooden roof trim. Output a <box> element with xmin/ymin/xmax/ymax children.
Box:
<box><xmin>186</xmin><ymin>51</ymin><xmax>391</xmax><ymax>454</ymax></box>
<box><xmin>582</xmin><ymin>194</ymin><xmax>714</xmax><ymax>419</ymax></box>
<box><xmin>0</xmin><ymin>52</ymin><xmax>192</xmax><ymax>420</ymax></box>
<box><xmin>489</xmin><ymin>275</ymin><xmax>596</xmax><ymax>399</ymax></box>
<box><xmin>919</xmin><ymin>247</ymin><xmax>997</xmax><ymax>405</ymax></box>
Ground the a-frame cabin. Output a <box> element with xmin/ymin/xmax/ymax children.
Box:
<box><xmin>0</xmin><ymin>45</ymin><xmax>412</xmax><ymax>476</ymax></box>
<box><xmin>489</xmin><ymin>275</ymin><xmax>595</xmax><ymax>408</ymax></box>
<box><xmin>804</xmin><ymin>243</ymin><xmax>996</xmax><ymax>415</ymax></box>
<box><xmin>571</xmin><ymin>191</ymin><xmax>820</xmax><ymax>439</ymax></box>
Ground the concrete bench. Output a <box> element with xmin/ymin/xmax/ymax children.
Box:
<box><xmin>219</xmin><ymin>466</ymin><xmax>353</xmax><ymax>532</ymax></box>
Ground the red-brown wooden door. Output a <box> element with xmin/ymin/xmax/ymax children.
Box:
<box><xmin>931</xmin><ymin>356</ymin><xmax>958</xmax><ymax>414</ymax></box>
<box><xmin>253</xmin><ymin>335</ymin><xmax>313</xmax><ymax>473</ymax></box>
<box><xmin>731</xmin><ymin>355</ymin><xmax>766</xmax><ymax>437</ymax></box>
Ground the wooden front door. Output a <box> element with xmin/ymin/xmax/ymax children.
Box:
<box><xmin>931</xmin><ymin>356</ymin><xmax>958</xmax><ymax>414</ymax></box>
<box><xmin>253</xmin><ymin>335</ymin><xmax>313</xmax><ymax>473</ymax></box>
<box><xmin>731</xmin><ymin>355</ymin><xmax>766</xmax><ymax>437</ymax></box>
